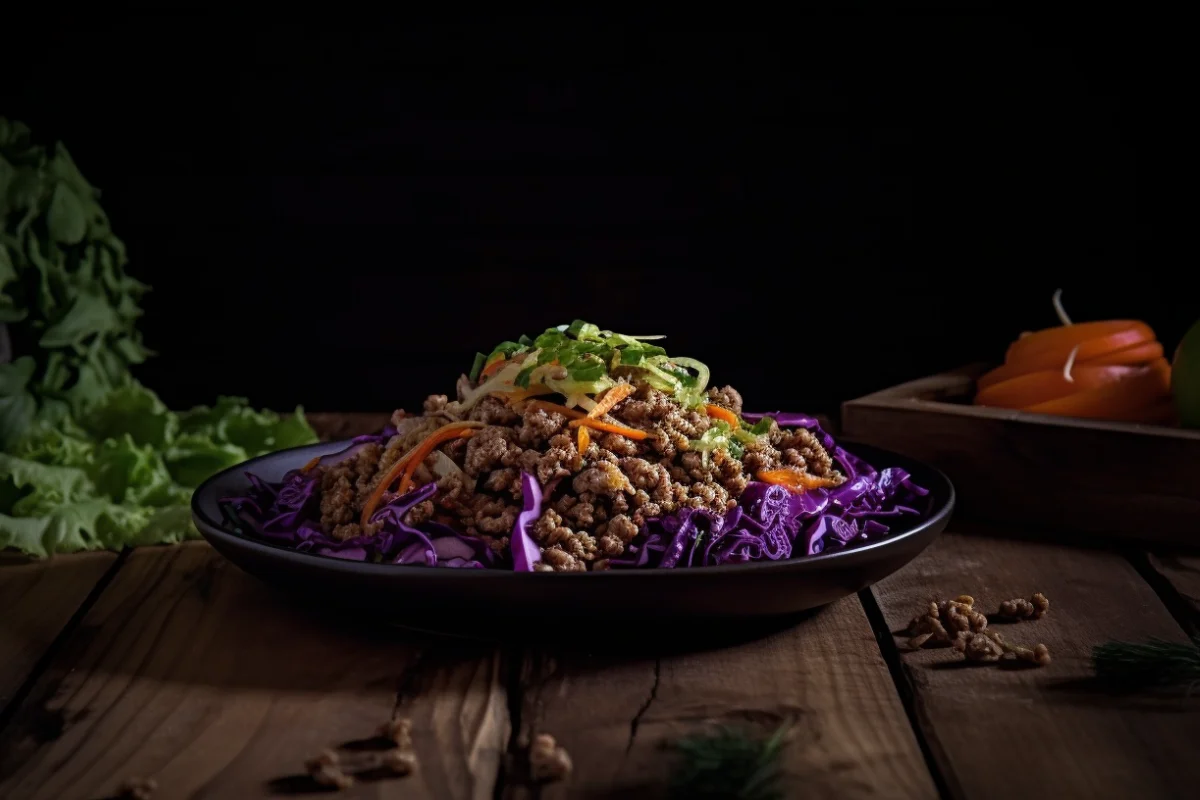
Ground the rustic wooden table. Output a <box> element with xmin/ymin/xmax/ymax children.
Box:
<box><xmin>2</xmin><ymin>414</ymin><xmax>1198</xmax><ymax>799</ymax></box>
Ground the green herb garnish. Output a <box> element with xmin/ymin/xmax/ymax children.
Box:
<box><xmin>1092</xmin><ymin>637</ymin><xmax>1200</xmax><ymax>689</ymax></box>
<box><xmin>469</xmin><ymin>321</ymin><xmax>712</xmax><ymax>410</ymax></box>
<box><xmin>467</xmin><ymin>352</ymin><xmax>487</xmax><ymax>382</ymax></box>
<box><xmin>669</xmin><ymin>724</ymin><xmax>789</xmax><ymax>800</ymax></box>
<box><xmin>747</xmin><ymin>418</ymin><xmax>774</xmax><ymax>436</ymax></box>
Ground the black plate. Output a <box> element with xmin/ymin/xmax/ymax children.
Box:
<box><xmin>192</xmin><ymin>440</ymin><xmax>953</xmax><ymax>632</ymax></box>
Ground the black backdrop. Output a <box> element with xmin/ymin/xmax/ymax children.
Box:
<box><xmin>6</xmin><ymin>10</ymin><xmax>1188</xmax><ymax>416</ymax></box>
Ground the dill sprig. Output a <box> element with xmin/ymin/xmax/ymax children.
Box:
<box><xmin>1091</xmin><ymin>637</ymin><xmax>1200</xmax><ymax>689</ymax></box>
<box><xmin>669</xmin><ymin>723</ymin><xmax>790</xmax><ymax>800</ymax></box>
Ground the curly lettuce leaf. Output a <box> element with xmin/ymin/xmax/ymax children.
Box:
<box><xmin>0</xmin><ymin>380</ymin><xmax>318</xmax><ymax>557</ymax></box>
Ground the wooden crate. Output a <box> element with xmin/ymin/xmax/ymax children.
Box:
<box><xmin>841</xmin><ymin>364</ymin><xmax>1200</xmax><ymax>546</ymax></box>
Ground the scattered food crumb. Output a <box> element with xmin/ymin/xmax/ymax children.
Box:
<box><xmin>305</xmin><ymin>750</ymin><xmax>354</xmax><ymax>790</ymax></box>
<box><xmin>905</xmin><ymin>593</ymin><xmax>1052</xmax><ymax>668</ymax></box>
<box><xmin>906</xmin><ymin>595</ymin><xmax>987</xmax><ymax>649</ymax></box>
<box><xmin>376</xmin><ymin>717</ymin><xmax>414</xmax><ymax>750</ymax></box>
<box><xmin>997</xmin><ymin>592</ymin><xmax>1050</xmax><ymax>621</ymax></box>
<box><xmin>954</xmin><ymin>631</ymin><xmax>1004</xmax><ymax>662</ymax></box>
<box><xmin>530</xmin><ymin>733</ymin><xmax>573</xmax><ymax>783</ymax></box>
<box><xmin>118</xmin><ymin>776</ymin><xmax>157</xmax><ymax>800</ymax></box>
<box><xmin>953</xmin><ymin>630</ymin><xmax>1052</xmax><ymax>667</ymax></box>
<box><xmin>380</xmin><ymin>748</ymin><xmax>419</xmax><ymax>776</ymax></box>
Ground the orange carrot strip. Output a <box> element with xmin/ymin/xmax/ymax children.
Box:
<box><xmin>359</xmin><ymin>421</ymin><xmax>484</xmax><ymax>527</ymax></box>
<box><xmin>566</xmin><ymin>417</ymin><xmax>649</xmax><ymax>440</ymax></box>
<box><xmin>1022</xmin><ymin>358</ymin><xmax>1171</xmax><ymax>420</ymax></box>
<box><xmin>577</xmin><ymin>425</ymin><xmax>591</xmax><ymax>453</ymax></box>
<box><xmin>1005</xmin><ymin>320</ymin><xmax>1155</xmax><ymax>365</ymax></box>
<box><xmin>588</xmin><ymin>382</ymin><xmax>635</xmax><ymax>419</ymax></box>
<box><xmin>974</xmin><ymin>364</ymin><xmax>1142</xmax><ymax>409</ymax></box>
<box><xmin>526</xmin><ymin>400</ymin><xmax>588</xmax><ymax>419</ymax></box>
<box><xmin>395</xmin><ymin>428</ymin><xmax>475</xmax><ymax>498</ymax></box>
<box><xmin>492</xmin><ymin>384</ymin><xmax>551</xmax><ymax>403</ymax></box>
<box><xmin>300</xmin><ymin>456</ymin><xmax>321</xmax><ymax>473</ymax></box>
<box><xmin>756</xmin><ymin>469</ymin><xmax>841</xmax><ymax>492</ymax></box>
<box><xmin>480</xmin><ymin>356</ymin><xmax>508</xmax><ymax>380</ymax></box>
<box><xmin>704</xmin><ymin>404</ymin><xmax>740</xmax><ymax>427</ymax></box>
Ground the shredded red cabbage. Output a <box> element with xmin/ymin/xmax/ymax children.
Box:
<box><xmin>219</xmin><ymin>428</ymin><xmax>493</xmax><ymax>568</ymax></box>
<box><xmin>600</xmin><ymin>413</ymin><xmax>929</xmax><ymax>568</ymax></box>
<box><xmin>218</xmin><ymin>414</ymin><xmax>928</xmax><ymax>570</ymax></box>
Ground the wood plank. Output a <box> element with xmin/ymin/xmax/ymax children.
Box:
<box><xmin>871</xmin><ymin>531</ymin><xmax>1200</xmax><ymax>800</ymax></box>
<box><xmin>307</xmin><ymin>411</ymin><xmax>392</xmax><ymax>442</ymax></box>
<box><xmin>506</xmin><ymin>596</ymin><xmax>937</xmax><ymax>799</ymax></box>
<box><xmin>841</xmin><ymin>367</ymin><xmax>1200</xmax><ymax>546</ymax></box>
<box><xmin>0</xmin><ymin>542</ymin><xmax>508</xmax><ymax>800</ymax></box>
<box><xmin>1146</xmin><ymin>552</ymin><xmax>1200</xmax><ymax>629</ymax></box>
<box><xmin>0</xmin><ymin>552</ymin><xmax>119</xmax><ymax>714</ymax></box>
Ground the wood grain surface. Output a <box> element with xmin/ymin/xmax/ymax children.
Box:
<box><xmin>871</xmin><ymin>531</ymin><xmax>1200</xmax><ymax>800</ymax></box>
<box><xmin>0</xmin><ymin>552</ymin><xmax>118</xmax><ymax>714</ymax></box>
<box><xmin>0</xmin><ymin>543</ymin><xmax>507</xmax><ymax>799</ymax></box>
<box><xmin>507</xmin><ymin>596</ymin><xmax>937</xmax><ymax>799</ymax></box>
<box><xmin>1146</xmin><ymin>552</ymin><xmax>1200</xmax><ymax>629</ymax></box>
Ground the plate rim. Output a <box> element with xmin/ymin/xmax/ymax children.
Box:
<box><xmin>192</xmin><ymin>438</ymin><xmax>954</xmax><ymax>580</ymax></box>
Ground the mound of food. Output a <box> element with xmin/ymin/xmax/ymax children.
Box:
<box><xmin>220</xmin><ymin>322</ymin><xmax>930</xmax><ymax>571</ymax></box>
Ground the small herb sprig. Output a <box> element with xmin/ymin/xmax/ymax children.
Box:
<box><xmin>669</xmin><ymin>723</ymin><xmax>790</xmax><ymax>800</ymax></box>
<box><xmin>1092</xmin><ymin>637</ymin><xmax>1200</xmax><ymax>690</ymax></box>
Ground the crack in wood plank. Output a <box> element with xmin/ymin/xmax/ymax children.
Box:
<box><xmin>0</xmin><ymin>549</ymin><xmax>128</xmax><ymax>732</ymax></box>
<box><xmin>505</xmin><ymin>598</ymin><xmax>937</xmax><ymax>799</ymax></box>
<box><xmin>624</xmin><ymin>658</ymin><xmax>660</xmax><ymax>755</ymax></box>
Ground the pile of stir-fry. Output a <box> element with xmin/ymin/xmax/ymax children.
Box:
<box><xmin>222</xmin><ymin>322</ymin><xmax>929</xmax><ymax>571</ymax></box>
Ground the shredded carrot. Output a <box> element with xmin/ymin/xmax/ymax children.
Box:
<box><xmin>704</xmin><ymin>404</ymin><xmax>740</xmax><ymax>427</ymax></box>
<box><xmin>480</xmin><ymin>357</ymin><xmax>509</xmax><ymax>380</ymax></box>
<box><xmin>300</xmin><ymin>456</ymin><xmax>321</xmax><ymax>473</ymax></box>
<box><xmin>588</xmin><ymin>383</ymin><xmax>635</xmax><ymax>419</ymax></box>
<box><xmin>358</xmin><ymin>421</ymin><xmax>484</xmax><ymax>527</ymax></box>
<box><xmin>395</xmin><ymin>428</ymin><xmax>475</xmax><ymax>498</ymax></box>
<box><xmin>492</xmin><ymin>384</ymin><xmax>550</xmax><ymax>403</ymax></box>
<box><xmin>525</xmin><ymin>400</ymin><xmax>588</xmax><ymax>419</ymax></box>
<box><xmin>567</xmin><ymin>417</ymin><xmax>649</xmax><ymax>440</ymax></box>
<box><xmin>756</xmin><ymin>468</ymin><xmax>841</xmax><ymax>492</ymax></box>
<box><xmin>577</xmin><ymin>425</ymin><xmax>591</xmax><ymax>453</ymax></box>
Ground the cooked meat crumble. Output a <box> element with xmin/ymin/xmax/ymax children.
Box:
<box><xmin>312</xmin><ymin>379</ymin><xmax>844</xmax><ymax>571</ymax></box>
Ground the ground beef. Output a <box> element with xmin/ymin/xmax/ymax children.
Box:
<box><xmin>469</xmin><ymin>395</ymin><xmax>521</xmax><ymax>426</ymax></box>
<box><xmin>483</xmin><ymin>467</ymin><xmax>521</xmax><ymax>496</ymax></box>
<box><xmin>325</xmin><ymin>378</ymin><xmax>842</xmax><ymax>571</ymax></box>
<box><xmin>464</xmin><ymin>426</ymin><xmax>517</xmax><ymax>476</ymax></box>
<box><xmin>620</xmin><ymin>457</ymin><xmax>672</xmax><ymax>499</ymax></box>
<box><xmin>779</xmin><ymin>427</ymin><xmax>836</xmax><ymax>477</ymax></box>
<box><xmin>572</xmin><ymin>461</ymin><xmax>633</xmax><ymax>497</ymax></box>
<box><xmin>532</xmin><ymin>509</ymin><xmax>597</xmax><ymax>566</ymax></box>
<box><xmin>742</xmin><ymin>436</ymin><xmax>781</xmax><ymax>474</ymax></box>
<box><xmin>519</xmin><ymin>407</ymin><xmax>568</xmax><ymax>447</ymax></box>
<box><xmin>319</xmin><ymin>444</ymin><xmax>383</xmax><ymax>539</ymax></box>
<box><xmin>706</xmin><ymin>385</ymin><xmax>744</xmax><ymax>415</ymax></box>
<box><xmin>403</xmin><ymin>499</ymin><xmax>435</xmax><ymax>527</ymax></box>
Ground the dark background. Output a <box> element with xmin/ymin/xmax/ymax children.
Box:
<box><xmin>6</xmin><ymin>9</ymin><xmax>1188</xmax><ymax>417</ymax></box>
